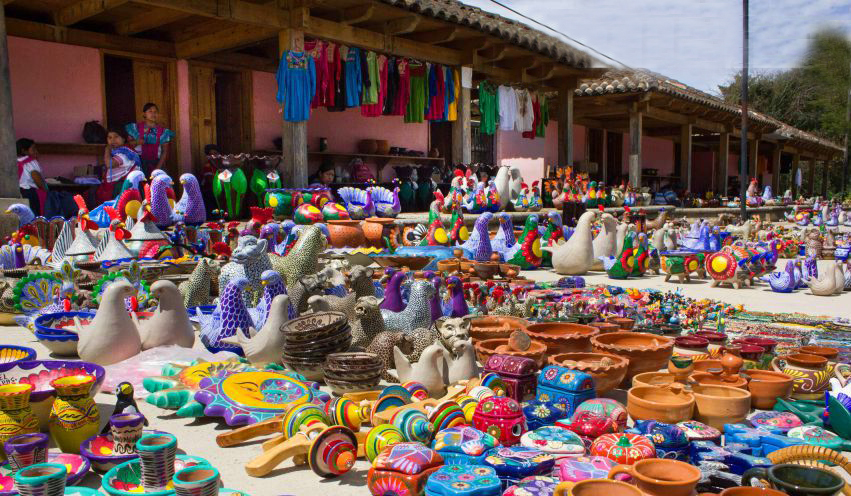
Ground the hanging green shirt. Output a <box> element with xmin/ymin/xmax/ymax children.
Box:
<box><xmin>536</xmin><ymin>96</ymin><xmax>549</xmax><ymax>138</ymax></box>
<box><xmin>362</xmin><ymin>50</ymin><xmax>379</xmax><ymax>105</ymax></box>
<box><xmin>478</xmin><ymin>81</ymin><xmax>498</xmax><ymax>135</ymax></box>
<box><xmin>405</xmin><ymin>61</ymin><xmax>427</xmax><ymax>123</ymax></box>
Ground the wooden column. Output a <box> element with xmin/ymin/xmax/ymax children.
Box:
<box><xmin>716</xmin><ymin>131</ymin><xmax>730</xmax><ymax>195</ymax></box>
<box><xmin>748</xmin><ymin>138</ymin><xmax>759</xmax><ymax>179</ymax></box>
<box><xmin>680</xmin><ymin>124</ymin><xmax>693</xmax><ymax>192</ymax></box>
<box><xmin>557</xmin><ymin>80</ymin><xmax>576</xmax><ymax>166</ymax></box>
<box><xmin>451</xmin><ymin>67</ymin><xmax>471</xmax><ymax>164</ymax></box>
<box><xmin>279</xmin><ymin>29</ymin><xmax>308</xmax><ymax>188</ymax></box>
<box><xmin>822</xmin><ymin>158</ymin><xmax>829</xmax><ymax>197</ymax></box>
<box><xmin>791</xmin><ymin>152</ymin><xmax>800</xmax><ymax>198</ymax></box>
<box><xmin>0</xmin><ymin>5</ymin><xmax>19</xmax><ymax>200</ymax></box>
<box><xmin>770</xmin><ymin>145</ymin><xmax>781</xmax><ymax>194</ymax></box>
<box><xmin>601</xmin><ymin>129</ymin><xmax>608</xmax><ymax>183</ymax></box>
<box><xmin>808</xmin><ymin>158</ymin><xmax>816</xmax><ymax>196</ymax></box>
<box><xmin>628</xmin><ymin>104</ymin><xmax>643</xmax><ymax>188</ymax></box>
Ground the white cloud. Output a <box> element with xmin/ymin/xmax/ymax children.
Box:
<box><xmin>460</xmin><ymin>0</ymin><xmax>851</xmax><ymax>94</ymax></box>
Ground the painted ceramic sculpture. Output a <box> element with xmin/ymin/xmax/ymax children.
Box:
<box><xmin>48</xmin><ymin>375</ymin><xmax>99</xmax><ymax>454</ymax></box>
<box><xmin>548</xmin><ymin>211</ymin><xmax>596</xmax><ymax>275</ymax></box>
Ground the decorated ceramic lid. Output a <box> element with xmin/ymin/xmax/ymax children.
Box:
<box><xmin>557</xmin><ymin>456</ymin><xmax>617</xmax><ymax>483</ymax></box>
<box><xmin>484</xmin><ymin>355</ymin><xmax>537</xmax><ymax>377</ymax></box>
<box><xmin>629</xmin><ymin>420</ymin><xmax>688</xmax><ymax>449</ymax></box>
<box><xmin>475</xmin><ymin>396</ymin><xmax>524</xmax><ymax>420</ymax></box>
<box><xmin>503</xmin><ymin>476</ymin><xmax>560</xmax><ymax>496</ymax></box>
<box><xmin>590</xmin><ymin>433</ymin><xmax>656</xmax><ymax>465</ymax></box>
<box><xmin>571</xmin><ymin>398</ymin><xmax>627</xmax><ymax>430</ymax></box>
<box><xmin>538</xmin><ymin>366</ymin><xmax>595</xmax><ymax>393</ymax></box>
<box><xmin>555</xmin><ymin>410</ymin><xmax>620</xmax><ymax>440</ymax></box>
<box><xmin>372</xmin><ymin>442</ymin><xmax>443</xmax><ymax>475</ymax></box>
<box><xmin>749</xmin><ymin>411</ymin><xmax>803</xmax><ymax>433</ymax></box>
<box><xmin>484</xmin><ymin>446</ymin><xmax>555</xmax><ymax>479</ymax></box>
<box><xmin>676</xmin><ymin>420</ymin><xmax>722</xmax><ymax>442</ymax></box>
<box><xmin>425</xmin><ymin>465</ymin><xmax>502</xmax><ymax>496</ymax></box>
<box><xmin>520</xmin><ymin>426</ymin><xmax>585</xmax><ymax>456</ymax></box>
<box><xmin>432</xmin><ymin>426</ymin><xmax>498</xmax><ymax>457</ymax></box>
<box><xmin>786</xmin><ymin>425</ymin><xmax>844</xmax><ymax>450</ymax></box>
<box><xmin>65</xmin><ymin>227</ymin><xmax>98</xmax><ymax>256</ymax></box>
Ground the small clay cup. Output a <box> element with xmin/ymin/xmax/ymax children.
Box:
<box><xmin>13</xmin><ymin>463</ymin><xmax>67</xmax><ymax>496</ymax></box>
<box><xmin>4</xmin><ymin>433</ymin><xmax>48</xmax><ymax>471</ymax></box>
<box><xmin>173</xmin><ymin>466</ymin><xmax>221</xmax><ymax>496</ymax></box>
<box><xmin>608</xmin><ymin>458</ymin><xmax>701</xmax><ymax>496</ymax></box>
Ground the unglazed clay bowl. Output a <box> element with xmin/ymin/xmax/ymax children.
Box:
<box><xmin>592</xmin><ymin>332</ymin><xmax>674</xmax><ymax>384</ymax></box>
<box><xmin>371</xmin><ymin>256</ymin><xmax>434</xmax><ymax>271</ymax></box>
<box><xmin>548</xmin><ymin>352</ymin><xmax>629</xmax><ymax>394</ymax></box>
<box><xmin>627</xmin><ymin>384</ymin><xmax>695</xmax><ymax>423</ymax></box>
<box><xmin>693</xmin><ymin>359</ymin><xmax>722</xmax><ymax>373</ymax></box>
<box><xmin>525</xmin><ymin>322</ymin><xmax>599</xmax><ymax>354</ymax></box>
<box><xmin>690</xmin><ymin>384</ymin><xmax>752</xmax><ymax>429</ymax></box>
<box><xmin>590</xmin><ymin>322</ymin><xmax>621</xmax><ymax>334</ymax></box>
<box><xmin>796</xmin><ymin>346</ymin><xmax>839</xmax><ymax>360</ymax></box>
<box><xmin>689</xmin><ymin>370</ymin><xmax>748</xmax><ymax>389</ymax></box>
<box><xmin>745</xmin><ymin>369</ymin><xmax>794</xmax><ymax>409</ymax></box>
<box><xmin>470</xmin><ymin>316</ymin><xmax>529</xmax><ymax>342</ymax></box>
<box><xmin>475</xmin><ymin>338</ymin><xmax>546</xmax><ymax>367</ymax></box>
<box><xmin>607</xmin><ymin>317</ymin><xmax>635</xmax><ymax>331</ymax></box>
<box><xmin>631</xmin><ymin>372</ymin><xmax>677</xmax><ymax>388</ymax></box>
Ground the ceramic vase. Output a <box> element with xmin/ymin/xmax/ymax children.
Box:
<box><xmin>0</xmin><ymin>384</ymin><xmax>39</xmax><ymax>461</ymax></box>
<box><xmin>110</xmin><ymin>412</ymin><xmax>146</xmax><ymax>455</ymax></box>
<box><xmin>12</xmin><ymin>462</ymin><xmax>67</xmax><ymax>496</ymax></box>
<box><xmin>48</xmin><ymin>375</ymin><xmax>99</xmax><ymax>454</ymax></box>
<box><xmin>326</xmin><ymin>220</ymin><xmax>365</xmax><ymax>248</ymax></box>
<box><xmin>173</xmin><ymin>466</ymin><xmax>220</xmax><ymax>496</ymax></box>
<box><xmin>362</xmin><ymin>217</ymin><xmax>395</xmax><ymax>248</ymax></box>
<box><xmin>137</xmin><ymin>432</ymin><xmax>178</xmax><ymax>492</ymax></box>
<box><xmin>4</xmin><ymin>432</ymin><xmax>48</xmax><ymax>470</ymax></box>
<box><xmin>771</xmin><ymin>353</ymin><xmax>832</xmax><ymax>400</ymax></box>
<box><xmin>672</xmin><ymin>336</ymin><xmax>710</xmax><ymax>361</ymax></box>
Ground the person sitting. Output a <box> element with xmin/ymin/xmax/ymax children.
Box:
<box><xmin>308</xmin><ymin>161</ymin><xmax>336</xmax><ymax>187</ymax></box>
<box><xmin>98</xmin><ymin>127</ymin><xmax>141</xmax><ymax>203</ymax></box>
<box><xmin>16</xmin><ymin>138</ymin><xmax>47</xmax><ymax>216</ymax></box>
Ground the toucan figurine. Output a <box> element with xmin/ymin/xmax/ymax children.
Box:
<box><xmin>101</xmin><ymin>381</ymin><xmax>148</xmax><ymax>434</ymax></box>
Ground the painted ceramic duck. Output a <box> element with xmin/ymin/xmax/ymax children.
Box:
<box><xmin>174</xmin><ymin>173</ymin><xmax>206</xmax><ymax>226</ymax></box>
<box><xmin>765</xmin><ymin>259</ymin><xmax>799</xmax><ymax>293</ymax></box>
<box><xmin>504</xmin><ymin>214</ymin><xmax>542</xmax><ymax>270</ymax></box>
<box><xmin>199</xmin><ymin>277</ymin><xmax>254</xmax><ymax>355</ymax></box>
<box><xmin>369</xmin><ymin>179</ymin><xmax>402</xmax><ymax>218</ymax></box>
<box><xmin>337</xmin><ymin>186</ymin><xmax>375</xmax><ymax>219</ymax></box>
<box><xmin>491</xmin><ymin>213</ymin><xmax>516</xmax><ymax>254</ymax></box>
<box><xmin>461</xmin><ymin>212</ymin><xmax>493</xmax><ymax>261</ymax></box>
<box><xmin>826</xmin><ymin>207</ymin><xmax>840</xmax><ymax>227</ymax></box>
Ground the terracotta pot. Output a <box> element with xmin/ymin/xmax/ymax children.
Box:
<box><xmin>607</xmin><ymin>458</ymin><xmax>701</xmax><ymax>496</ymax></box>
<box><xmin>736</xmin><ymin>336</ymin><xmax>778</xmax><ymax>354</ymax></box>
<box><xmin>475</xmin><ymin>338</ymin><xmax>546</xmax><ymax>367</ymax></box>
<box><xmin>631</xmin><ymin>372</ymin><xmax>676</xmax><ymax>388</ymax></box>
<box><xmin>362</xmin><ymin>217</ymin><xmax>395</xmax><ymax>249</ymax></box>
<box><xmin>718</xmin><ymin>487</ymin><xmax>787</xmax><ymax>496</ymax></box>
<box><xmin>693</xmin><ymin>359</ymin><xmax>722</xmax><ymax>373</ymax></box>
<box><xmin>470</xmin><ymin>316</ymin><xmax>528</xmax><ymax>342</ymax></box>
<box><xmin>732</xmin><ymin>343</ymin><xmax>765</xmax><ymax>363</ymax></box>
<box><xmin>667</xmin><ymin>356</ymin><xmax>694</xmax><ymax>383</ymax></box>
<box><xmin>548</xmin><ymin>352</ymin><xmax>629</xmax><ymax>394</ymax></box>
<box><xmin>690</xmin><ymin>384</ymin><xmax>752</xmax><ymax>429</ymax></box>
<box><xmin>557</xmin><ymin>479</ymin><xmax>644</xmax><ymax>496</ymax></box>
<box><xmin>590</xmin><ymin>322</ymin><xmax>621</xmax><ymax>334</ymax></box>
<box><xmin>627</xmin><ymin>384</ymin><xmax>695</xmax><ymax>423</ymax></box>
<box><xmin>746</xmin><ymin>369</ymin><xmax>794</xmax><ymax>409</ymax></box>
<box><xmin>436</xmin><ymin>259</ymin><xmax>460</xmax><ymax>274</ymax></box>
<box><xmin>471</xmin><ymin>262</ymin><xmax>500</xmax><ymax>280</ymax></box>
<box><xmin>592</xmin><ymin>332</ymin><xmax>674</xmax><ymax>384</ymax></box>
<box><xmin>375</xmin><ymin>140</ymin><xmax>390</xmax><ymax>155</ymax></box>
<box><xmin>326</xmin><ymin>220</ymin><xmax>365</xmax><ymax>248</ymax></box>
<box><xmin>694</xmin><ymin>331</ymin><xmax>727</xmax><ymax>357</ymax></box>
<box><xmin>795</xmin><ymin>346</ymin><xmax>839</xmax><ymax>361</ymax></box>
<box><xmin>525</xmin><ymin>322</ymin><xmax>599</xmax><ymax>354</ymax></box>
<box><xmin>771</xmin><ymin>353</ymin><xmax>831</xmax><ymax>400</ymax></box>
<box><xmin>673</xmin><ymin>336</ymin><xmax>710</xmax><ymax>361</ymax></box>
<box><xmin>606</xmin><ymin>317</ymin><xmax>635</xmax><ymax>331</ymax></box>
<box><xmin>690</xmin><ymin>370</ymin><xmax>748</xmax><ymax>389</ymax></box>
<box><xmin>358</xmin><ymin>139</ymin><xmax>378</xmax><ymax>154</ymax></box>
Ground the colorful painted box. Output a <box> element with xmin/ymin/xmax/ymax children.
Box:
<box><xmin>483</xmin><ymin>355</ymin><xmax>537</xmax><ymax>403</ymax></box>
<box><xmin>425</xmin><ymin>465</ymin><xmax>502</xmax><ymax>496</ymax></box>
<box><xmin>483</xmin><ymin>446</ymin><xmax>555</xmax><ymax>489</ymax></box>
<box><xmin>472</xmin><ymin>396</ymin><xmax>527</xmax><ymax>447</ymax></box>
<box><xmin>367</xmin><ymin>442</ymin><xmax>443</xmax><ymax>496</ymax></box>
<box><xmin>534</xmin><ymin>366</ymin><xmax>595</xmax><ymax>420</ymax></box>
<box><xmin>431</xmin><ymin>426</ymin><xmax>498</xmax><ymax>465</ymax></box>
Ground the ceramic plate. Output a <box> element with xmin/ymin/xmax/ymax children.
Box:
<box><xmin>0</xmin><ymin>360</ymin><xmax>105</xmax><ymax>403</ymax></box>
<box><xmin>0</xmin><ymin>452</ymin><xmax>91</xmax><ymax>496</ymax></box>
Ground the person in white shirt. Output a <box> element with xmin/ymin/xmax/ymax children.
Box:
<box><xmin>16</xmin><ymin>138</ymin><xmax>47</xmax><ymax>216</ymax></box>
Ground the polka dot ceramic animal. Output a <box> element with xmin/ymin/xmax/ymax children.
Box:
<box><xmin>269</xmin><ymin>225</ymin><xmax>325</xmax><ymax>288</ymax></box>
<box><xmin>218</xmin><ymin>235</ymin><xmax>273</xmax><ymax>305</ymax></box>
<box><xmin>366</xmin><ymin>331</ymin><xmax>414</xmax><ymax>383</ymax></box>
<box><xmin>306</xmin><ymin>265</ymin><xmax>375</xmax><ymax>319</ymax></box>
<box><xmin>349</xmin><ymin>296</ymin><xmax>387</xmax><ymax>349</ymax></box>
<box><xmin>381</xmin><ymin>280</ymin><xmax>437</xmax><ymax>333</ymax></box>
<box><xmin>200</xmin><ymin>277</ymin><xmax>255</xmax><ymax>354</ymax></box>
<box><xmin>178</xmin><ymin>258</ymin><xmax>218</xmax><ymax>308</ymax></box>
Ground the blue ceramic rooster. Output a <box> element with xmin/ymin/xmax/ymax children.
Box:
<box><xmin>764</xmin><ymin>260</ymin><xmax>800</xmax><ymax>293</ymax></box>
<box><xmin>492</xmin><ymin>213</ymin><xmax>516</xmax><ymax>254</ymax></box>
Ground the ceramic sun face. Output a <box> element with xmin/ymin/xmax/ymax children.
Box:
<box><xmin>143</xmin><ymin>359</ymin><xmax>250</xmax><ymax>416</ymax></box>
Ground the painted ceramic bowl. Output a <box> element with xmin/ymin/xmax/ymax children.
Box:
<box><xmin>80</xmin><ymin>429</ymin><xmax>168</xmax><ymax>472</ymax></box>
<box><xmin>0</xmin><ymin>360</ymin><xmax>105</xmax><ymax>429</ymax></box>
<box><xmin>0</xmin><ymin>345</ymin><xmax>36</xmax><ymax>366</ymax></box>
<box><xmin>33</xmin><ymin>312</ymin><xmax>96</xmax><ymax>337</ymax></box>
<box><xmin>591</xmin><ymin>332</ymin><xmax>674</xmax><ymax>384</ymax></box>
<box><xmin>101</xmin><ymin>454</ymin><xmax>211</xmax><ymax>496</ymax></box>
<box><xmin>475</xmin><ymin>338</ymin><xmax>546</xmax><ymax>368</ymax></box>
<box><xmin>470</xmin><ymin>316</ymin><xmax>529</xmax><ymax>342</ymax></box>
<box><xmin>371</xmin><ymin>256</ymin><xmax>434</xmax><ymax>271</ymax></box>
<box><xmin>0</xmin><ymin>452</ymin><xmax>90</xmax><ymax>496</ymax></box>
<box><xmin>548</xmin><ymin>352</ymin><xmax>629</xmax><ymax>394</ymax></box>
<box><xmin>33</xmin><ymin>331</ymin><xmax>78</xmax><ymax>356</ymax></box>
<box><xmin>525</xmin><ymin>322</ymin><xmax>599</xmax><ymax>354</ymax></box>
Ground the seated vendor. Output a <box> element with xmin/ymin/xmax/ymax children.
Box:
<box><xmin>308</xmin><ymin>161</ymin><xmax>336</xmax><ymax>188</ymax></box>
<box><xmin>16</xmin><ymin>138</ymin><xmax>47</xmax><ymax>216</ymax></box>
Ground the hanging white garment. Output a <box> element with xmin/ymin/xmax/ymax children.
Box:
<box><xmin>498</xmin><ymin>85</ymin><xmax>517</xmax><ymax>131</ymax></box>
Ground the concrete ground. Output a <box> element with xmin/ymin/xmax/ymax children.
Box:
<box><xmin>3</xmin><ymin>257</ymin><xmax>848</xmax><ymax>494</ymax></box>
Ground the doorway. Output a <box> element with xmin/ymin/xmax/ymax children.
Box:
<box><xmin>429</xmin><ymin>121</ymin><xmax>453</xmax><ymax>163</ymax></box>
<box><xmin>606</xmin><ymin>131</ymin><xmax>623</xmax><ymax>183</ymax></box>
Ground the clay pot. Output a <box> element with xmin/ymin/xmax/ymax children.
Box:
<box><xmin>796</xmin><ymin>346</ymin><xmax>839</xmax><ymax>361</ymax></box>
<box><xmin>673</xmin><ymin>336</ymin><xmax>710</xmax><ymax>361</ymax></box>
<box><xmin>667</xmin><ymin>356</ymin><xmax>694</xmax><ymax>383</ymax></box>
<box><xmin>690</xmin><ymin>384</ymin><xmax>752</xmax><ymax>429</ymax></box>
<box><xmin>734</xmin><ymin>344</ymin><xmax>766</xmax><ymax>363</ymax></box>
<box><xmin>375</xmin><ymin>140</ymin><xmax>390</xmax><ymax>155</ymax></box>
<box><xmin>548</xmin><ymin>352</ymin><xmax>629</xmax><ymax>394</ymax></box>
<box><xmin>746</xmin><ymin>369</ymin><xmax>794</xmax><ymax>409</ymax></box>
<box><xmin>525</xmin><ymin>322</ymin><xmax>599</xmax><ymax>354</ymax></box>
<box><xmin>437</xmin><ymin>259</ymin><xmax>460</xmax><ymax>274</ymax></box>
<box><xmin>631</xmin><ymin>372</ymin><xmax>676</xmax><ymax>388</ymax></box>
<box><xmin>592</xmin><ymin>332</ymin><xmax>674</xmax><ymax>384</ymax></box>
<box><xmin>327</xmin><ymin>220</ymin><xmax>365</xmax><ymax>248</ymax></box>
<box><xmin>607</xmin><ymin>317</ymin><xmax>635</xmax><ymax>331</ymax></box>
<box><xmin>470</xmin><ymin>316</ymin><xmax>529</xmax><ymax>343</ymax></box>
<box><xmin>693</xmin><ymin>359</ymin><xmax>722</xmax><ymax>373</ymax></box>
<box><xmin>608</xmin><ymin>458</ymin><xmax>701</xmax><ymax>496</ymax></box>
<box><xmin>471</xmin><ymin>262</ymin><xmax>500</xmax><ymax>280</ymax></box>
<box><xmin>559</xmin><ymin>479</ymin><xmax>644</xmax><ymax>496</ymax></box>
<box><xmin>771</xmin><ymin>353</ymin><xmax>831</xmax><ymax>400</ymax></box>
<box><xmin>627</xmin><ymin>384</ymin><xmax>695</xmax><ymax>423</ymax></box>
<box><xmin>736</xmin><ymin>336</ymin><xmax>778</xmax><ymax>354</ymax></box>
<box><xmin>358</xmin><ymin>139</ymin><xmax>378</xmax><ymax>154</ymax></box>
<box><xmin>718</xmin><ymin>487</ymin><xmax>787</xmax><ymax>496</ymax></box>
<box><xmin>475</xmin><ymin>338</ymin><xmax>546</xmax><ymax>367</ymax></box>
<box><xmin>694</xmin><ymin>331</ymin><xmax>727</xmax><ymax>357</ymax></box>
<box><xmin>690</xmin><ymin>370</ymin><xmax>748</xmax><ymax>389</ymax></box>
<box><xmin>362</xmin><ymin>217</ymin><xmax>395</xmax><ymax>248</ymax></box>
<box><xmin>590</xmin><ymin>322</ymin><xmax>621</xmax><ymax>334</ymax></box>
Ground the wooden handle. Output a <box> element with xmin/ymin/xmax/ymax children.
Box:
<box><xmin>262</xmin><ymin>435</ymin><xmax>286</xmax><ymax>452</ymax></box>
<box><xmin>245</xmin><ymin>436</ymin><xmax>308</xmax><ymax>477</ymax></box>
<box><xmin>217</xmin><ymin>416</ymin><xmax>283</xmax><ymax>447</ymax></box>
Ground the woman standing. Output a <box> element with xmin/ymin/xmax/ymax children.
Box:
<box><xmin>126</xmin><ymin>102</ymin><xmax>173</xmax><ymax>175</ymax></box>
<box><xmin>16</xmin><ymin>139</ymin><xmax>48</xmax><ymax>216</ymax></box>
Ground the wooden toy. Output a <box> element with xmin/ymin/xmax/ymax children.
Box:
<box><xmin>483</xmin><ymin>446</ymin><xmax>555</xmax><ymax>488</ymax></box>
<box><xmin>627</xmin><ymin>420</ymin><xmax>690</xmax><ymax>461</ymax></box>
<box><xmin>483</xmin><ymin>355</ymin><xmax>537</xmax><ymax>403</ymax></box>
<box><xmin>472</xmin><ymin>396</ymin><xmax>527</xmax><ymax>447</ymax></box>
<box><xmin>389</xmin><ymin>409</ymin><xmax>433</xmax><ymax>443</ymax></box>
<box><xmin>367</xmin><ymin>442</ymin><xmax>443</xmax><ymax>496</ymax></box>
<box><xmin>360</xmin><ymin>424</ymin><xmax>407</xmax><ymax>463</ymax></box>
<box><xmin>520</xmin><ymin>426</ymin><xmax>585</xmax><ymax>457</ymax></box>
<box><xmin>589</xmin><ymin>433</ymin><xmax>656</xmax><ymax>464</ymax></box>
<box><xmin>431</xmin><ymin>426</ymin><xmax>498</xmax><ymax>465</ymax></box>
<box><xmin>425</xmin><ymin>465</ymin><xmax>502</xmax><ymax>496</ymax></box>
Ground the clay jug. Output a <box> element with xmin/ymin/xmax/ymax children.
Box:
<box><xmin>720</xmin><ymin>346</ymin><xmax>745</xmax><ymax>376</ymax></box>
<box><xmin>0</xmin><ymin>384</ymin><xmax>38</xmax><ymax>460</ymax></box>
<box><xmin>362</xmin><ymin>217</ymin><xmax>395</xmax><ymax>249</ymax></box>
<box><xmin>48</xmin><ymin>375</ymin><xmax>100</xmax><ymax>454</ymax></box>
<box><xmin>771</xmin><ymin>353</ymin><xmax>830</xmax><ymax>400</ymax></box>
<box><xmin>326</xmin><ymin>220</ymin><xmax>366</xmax><ymax>248</ymax></box>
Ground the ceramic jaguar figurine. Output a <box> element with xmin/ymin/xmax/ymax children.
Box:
<box><xmin>218</xmin><ymin>235</ymin><xmax>273</xmax><ymax>305</ymax></box>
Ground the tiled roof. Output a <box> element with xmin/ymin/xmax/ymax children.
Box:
<box><xmin>379</xmin><ymin>0</ymin><xmax>598</xmax><ymax>68</ymax></box>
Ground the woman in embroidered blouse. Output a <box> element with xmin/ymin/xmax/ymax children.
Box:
<box><xmin>99</xmin><ymin>127</ymin><xmax>141</xmax><ymax>201</ymax></box>
<box><xmin>125</xmin><ymin>102</ymin><xmax>174</xmax><ymax>175</ymax></box>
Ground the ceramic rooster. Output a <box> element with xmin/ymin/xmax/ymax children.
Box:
<box><xmin>504</xmin><ymin>215</ymin><xmax>542</xmax><ymax>270</ymax></box>
<box><xmin>527</xmin><ymin>181</ymin><xmax>542</xmax><ymax>211</ymax></box>
<box><xmin>95</xmin><ymin>207</ymin><xmax>133</xmax><ymax>262</ymax></box>
<box><xmin>541</xmin><ymin>212</ymin><xmax>564</xmax><ymax>268</ymax></box>
<box><xmin>513</xmin><ymin>183</ymin><xmax>531</xmax><ymax>212</ymax></box>
<box><xmin>492</xmin><ymin>213</ymin><xmax>516</xmax><ymax>254</ymax></box>
<box><xmin>448</xmin><ymin>203</ymin><xmax>469</xmax><ymax>245</ymax></box>
<box><xmin>631</xmin><ymin>232</ymin><xmax>649</xmax><ymax>277</ymax></box>
<box><xmin>604</xmin><ymin>231</ymin><xmax>635</xmax><ymax>279</ymax></box>
<box><xmin>419</xmin><ymin>193</ymin><xmax>449</xmax><ymax>246</ymax></box>
<box><xmin>462</xmin><ymin>182</ymin><xmax>488</xmax><ymax>214</ymax></box>
<box><xmin>88</xmin><ymin>170</ymin><xmax>147</xmax><ymax>228</ymax></box>
<box><xmin>337</xmin><ymin>186</ymin><xmax>375</xmax><ymax>220</ymax></box>
<box><xmin>765</xmin><ymin>260</ymin><xmax>799</xmax><ymax>293</ymax></box>
<box><xmin>485</xmin><ymin>180</ymin><xmax>501</xmax><ymax>213</ymax></box>
<box><xmin>369</xmin><ymin>179</ymin><xmax>402</xmax><ymax>218</ymax></box>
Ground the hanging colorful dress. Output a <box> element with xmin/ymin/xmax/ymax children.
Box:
<box><xmin>405</xmin><ymin>61</ymin><xmax>427</xmax><ymax>123</ymax></box>
<box><xmin>478</xmin><ymin>81</ymin><xmax>498</xmax><ymax>135</ymax></box>
<box><xmin>345</xmin><ymin>47</ymin><xmax>363</xmax><ymax>107</ymax></box>
<box><xmin>276</xmin><ymin>50</ymin><xmax>316</xmax><ymax>122</ymax></box>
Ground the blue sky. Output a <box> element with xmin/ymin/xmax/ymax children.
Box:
<box><xmin>461</xmin><ymin>0</ymin><xmax>851</xmax><ymax>95</ymax></box>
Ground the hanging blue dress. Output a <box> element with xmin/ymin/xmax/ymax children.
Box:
<box><xmin>276</xmin><ymin>50</ymin><xmax>316</xmax><ymax>122</ymax></box>
<box><xmin>345</xmin><ymin>47</ymin><xmax>363</xmax><ymax>107</ymax></box>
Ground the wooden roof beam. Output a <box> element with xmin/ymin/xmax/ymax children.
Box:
<box><xmin>114</xmin><ymin>8</ymin><xmax>190</xmax><ymax>35</ymax></box>
<box><xmin>405</xmin><ymin>26</ymin><xmax>458</xmax><ymax>44</ymax></box>
<box><xmin>130</xmin><ymin>0</ymin><xmax>289</xmax><ymax>29</ymax></box>
<box><xmin>54</xmin><ymin>0</ymin><xmax>129</xmax><ymax>26</ymax></box>
<box><xmin>382</xmin><ymin>15</ymin><xmax>420</xmax><ymax>35</ymax></box>
<box><xmin>527</xmin><ymin>63</ymin><xmax>556</xmax><ymax>81</ymax></box>
<box><xmin>197</xmin><ymin>51</ymin><xmax>278</xmax><ymax>72</ymax></box>
<box><xmin>444</xmin><ymin>36</ymin><xmax>489</xmax><ymax>51</ymax></box>
<box><xmin>500</xmin><ymin>56</ymin><xmax>538</xmax><ymax>71</ymax></box>
<box><xmin>575</xmin><ymin>103</ymin><xmax>632</xmax><ymax>118</ymax></box>
<box><xmin>340</xmin><ymin>4</ymin><xmax>375</xmax><ymax>25</ymax></box>
<box><xmin>478</xmin><ymin>43</ymin><xmax>508</xmax><ymax>62</ymax></box>
<box><xmin>176</xmin><ymin>23</ymin><xmax>278</xmax><ymax>58</ymax></box>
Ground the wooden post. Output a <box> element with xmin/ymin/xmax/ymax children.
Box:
<box><xmin>808</xmin><ymin>158</ymin><xmax>816</xmax><ymax>196</ymax></box>
<box><xmin>748</xmin><ymin>138</ymin><xmax>759</xmax><ymax>179</ymax></box>
<box><xmin>557</xmin><ymin>80</ymin><xmax>576</xmax><ymax>166</ymax></box>
<box><xmin>451</xmin><ymin>67</ymin><xmax>471</xmax><ymax>164</ymax></box>
<box><xmin>680</xmin><ymin>124</ymin><xmax>693</xmax><ymax>192</ymax></box>
<box><xmin>717</xmin><ymin>131</ymin><xmax>730</xmax><ymax>196</ymax></box>
<box><xmin>791</xmin><ymin>152</ymin><xmax>800</xmax><ymax>198</ymax></box>
<box><xmin>770</xmin><ymin>145</ymin><xmax>781</xmax><ymax>194</ymax></box>
<box><xmin>0</xmin><ymin>5</ymin><xmax>20</xmax><ymax>200</ymax></box>
<box><xmin>279</xmin><ymin>29</ymin><xmax>307</xmax><ymax>188</ymax></box>
<box><xmin>628</xmin><ymin>104</ymin><xmax>643</xmax><ymax>188</ymax></box>
<box><xmin>822</xmin><ymin>158</ymin><xmax>829</xmax><ymax>197</ymax></box>
<box><xmin>601</xmin><ymin>129</ymin><xmax>608</xmax><ymax>183</ymax></box>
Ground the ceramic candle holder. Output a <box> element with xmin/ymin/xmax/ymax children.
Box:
<box><xmin>110</xmin><ymin>412</ymin><xmax>146</xmax><ymax>455</ymax></box>
<box><xmin>136</xmin><ymin>433</ymin><xmax>178</xmax><ymax>492</ymax></box>
<box><xmin>12</xmin><ymin>462</ymin><xmax>66</xmax><ymax>496</ymax></box>
<box><xmin>173</xmin><ymin>466</ymin><xmax>220</xmax><ymax>496</ymax></box>
<box><xmin>3</xmin><ymin>433</ymin><xmax>48</xmax><ymax>471</ymax></box>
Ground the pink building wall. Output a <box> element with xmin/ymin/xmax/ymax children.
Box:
<box><xmin>497</xmin><ymin>122</ymin><xmax>585</xmax><ymax>185</ymax></box>
<box><xmin>8</xmin><ymin>37</ymin><xmax>104</xmax><ymax>178</ymax></box>
<box><xmin>253</xmin><ymin>71</ymin><xmax>280</xmax><ymax>151</ymax></box>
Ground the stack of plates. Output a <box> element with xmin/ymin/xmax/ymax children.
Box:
<box><xmin>281</xmin><ymin>312</ymin><xmax>350</xmax><ymax>382</ymax></box>
<box><xmin>322</xmin><ymin>352</ymin><xmax>382</xmax><ymax>395</ymax></box>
